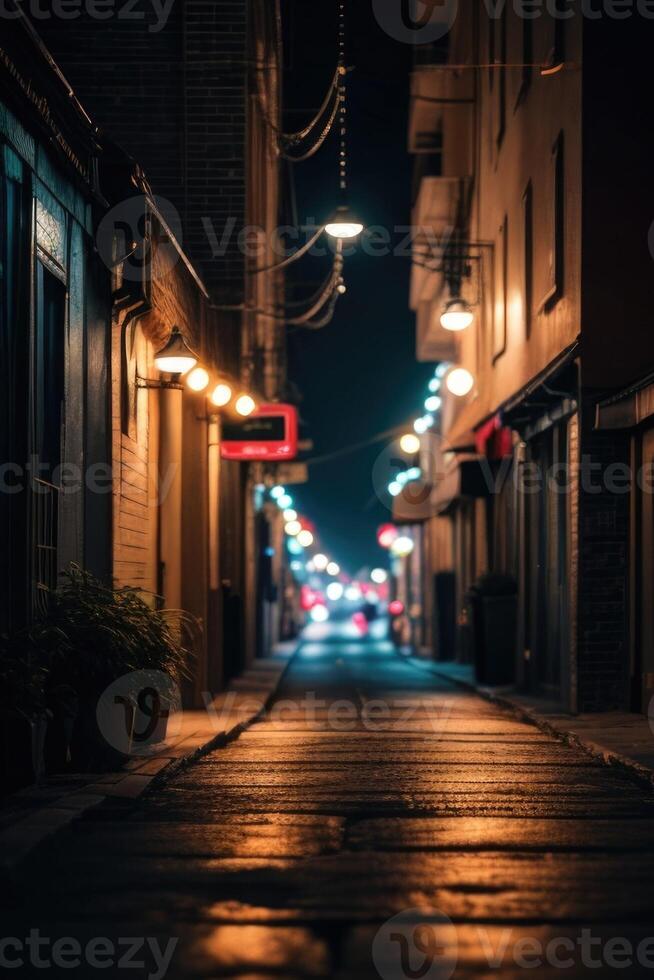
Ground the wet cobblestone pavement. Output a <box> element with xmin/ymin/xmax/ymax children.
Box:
<box><xmin>6</xmin><ymin>622</ymin><xmax>654</xmax><ymax>978</ymax></box>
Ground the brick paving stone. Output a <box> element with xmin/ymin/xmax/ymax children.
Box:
<box><xmin>5</xmin><ymin>626</ymin><xmax>654</xmax><ymax>978</ymax></box>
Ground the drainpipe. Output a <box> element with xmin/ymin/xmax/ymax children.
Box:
<box><xmin>158</xmin><ymin>386</ymin><xmax>183</xmax><ymax>610</ymax></box>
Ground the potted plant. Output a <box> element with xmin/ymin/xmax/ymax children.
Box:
<box><xmin>30</xmin><ymin>566</ymin><xmax>193</xmax><ymax>771</ymax></box>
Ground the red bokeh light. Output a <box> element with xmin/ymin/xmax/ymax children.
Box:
<box><xmin>388</xmin><ymin>600</ymin><xmax>404</xmax><ymax>616</ymax></box>
<box><xmin>377</xmin><ymin>523</ymin><xmax>398</xmax><ymax>549</ymax></box>
<box><xmin>352</xmin><ymin>611</ymin><xmax>368</xmax><ymax>635</ymax></box>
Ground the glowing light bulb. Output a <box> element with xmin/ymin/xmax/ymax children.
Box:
<box><xmin>440</xmin><ymin>298</ymin><xmax>474</xmax><ymax>331</ymax></box>
<box><xmin>425</xmin><ymin>395</ymin><xmax>442</xmax><ymax>413</ymax></box>
<box><xmin>388</xmin><ymin>481</ymin><xmax>402</xmax><ymax>497</ymax></box>
<box><xmin>428</xmin><ymin>377</ymin><xmax>441</xmax><ymax>393</ymax></box>
<box><xmin>283</xmin><ymin>509</ymin><xmax>297</xmax><ymax>523</ymax></box>
<box><xmin>400</xmin><ymin>433</ymin><xmax>421</xmax><ymax>455</ymax></box>
<box><xmin>371</xmin><ymin>568</ymin><xmax>387</xmax><ymax>584</ymax></box>
<box><xmin>285</xmin><ymin>520</ymin><xmax>301</xmax><ymax>536</ymax></box>
<box><xmin>446</xmin><ymin>368</ymin><xmax>474</xmax><ymax>397</ymax></box>
<box><xmin>210</xmin><ymin>383</ymin><xmax>232</xmax><ymax>407</ymax></box>
<box><xmin>310</xmin><ymin>604</ymin><xmax>329</xmax><ymax>623</ymax></box>
<box><xmin>186</xmin><ymin>367</ymin><xmax>209</xmax><ymax>392</ymax></box>
<box><xmin>327</xmin><ymin>582</ymin><xmax>344</xmax><ymax>601</ymax></box>
<box><xmin>313</xmin><ymin>554</ymin><xmax>329</xmax><ymax>571</ymax></box>
<box><xmin>297</xmin><ymin>529</ymin><xmax>314</xmax><ymax>548</ymax></box>
<box><xmin>391</xmin><ymin>535</ymin><xmax>414</xmax><ymax>557</ymax></box>
<box><xmin>325</xmin><ymin>205</ymin><xmax>364</xmax><ymax>239</ymax></box>
<box><xmin>153</xmin><ymin>326</ymin><xmax>198</xmax><ymax>375</ymax></box>
<box><xmin>414</xmin><ymin>415</ymin><xmax>434</xmax><ymax>434</ymax></box>
<box><xmin>235</xmin><ymin>394</ymin><xmax>256</xmax><ymax>416</ymax></box>
<box><xmin>326</xmin><ymin>562</ymin><xmax>340</xmax><ymax>576</ymax></box>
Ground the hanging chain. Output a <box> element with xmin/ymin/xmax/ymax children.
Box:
<box><xmin>338</xmin><ymin>0</ymin><xmax>348</xmax><ymax>194</ymax></box>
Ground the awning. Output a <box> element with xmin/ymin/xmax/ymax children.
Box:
<box><xmin>432</xmin><ymin>454</ymin><xmax>498</xmax><ymax>515</ymax></box>
<box><xmin>501</xmin><ymin>352</ymin><xmax>579</xmax><ymax>439</ymax></box>
<box><xmin>595</xmin><ymin>371</ymin><xmax>654</xmax><ymax>430</ymax></box>
<box><xmin>474</xmin><ymin>414</ymin><xmax>513</xmax><ymax>458</ymax></box>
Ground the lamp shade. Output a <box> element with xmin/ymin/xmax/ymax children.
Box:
<box><xmin>325</xmin><ymin>205</ymin><xmax>364</xmax><ymax>240</ymax></box>
<box><xmin>440</xmin><ymin>298</ymin><xmax>474</xmax><ymax>332</ymax></box>
<box><xmin>154</xmin><ymin>326</ymin><xmax>198</xmax><ymax>375</ymax></box>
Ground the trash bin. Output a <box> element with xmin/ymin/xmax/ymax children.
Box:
<box><xmin>465</xmin><ymin>573</ymin><xmax>517</xmax><ymax>685</ymax></box>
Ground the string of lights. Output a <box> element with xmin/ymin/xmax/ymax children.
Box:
<box><xmin>337</xmin><ymin>1</ymin><xmax>347</xmax><ymax>195</ymax></box>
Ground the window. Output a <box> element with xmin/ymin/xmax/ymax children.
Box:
<box><xmin>493</xmin><ymin>215</ymin><xmax>509</xmax><ymax>362</ymax></box>
<box><xmin>523</xmin><ymin>181</ymin><xmax>533</xmax><ymax>337</ymax></box>
<box><xmin>540</xmin><ymin>132</ymin><xmax>564</xmax><ymax>310</ymax></box>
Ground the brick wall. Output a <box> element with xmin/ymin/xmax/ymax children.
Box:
<box><xmin>576</xmin><ymin>391</ymin><xmax>631</xmax><ymax>712</ymax></box>
<box><xmin>32</xmin><ymin>0</ymin><xmax>248</xmax><ymax>302</ymax></box>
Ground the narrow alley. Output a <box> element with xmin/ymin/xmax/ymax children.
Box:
<box><xmin>8</xmin><ymin>625</ymin><xmax>654</xmax><ymax>978</ymax></box>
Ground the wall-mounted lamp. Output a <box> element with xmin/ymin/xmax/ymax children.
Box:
<box><xmin>153</xmin><ymin>326</ymin><xmax>198</xmax><ymax>375</ymax></box>
<box><xmin>440</xmin><ymin>298</ymin><xmax>474</xmax><ymax>332</ymax></box>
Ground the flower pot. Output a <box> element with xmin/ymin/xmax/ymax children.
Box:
<box><xmin>70</xmin><ymin>694</ymin><xmax>135</xmax><ymax>772</ymax></box>
<box><xmin>132</xmin><ymin>690</ymin><xmax>170</xmax><ymax>749</ymax></box>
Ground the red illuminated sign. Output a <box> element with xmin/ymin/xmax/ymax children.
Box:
<box><xmin>220</xmin><ymin>404</ymin><xmax>299</xmax><ymax>461</ymax></box>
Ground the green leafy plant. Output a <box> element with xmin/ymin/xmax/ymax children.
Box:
<box><xmin>29</xmin><ymin>565</ymin><xmax>195</xmax><ymax>695</ymax></box>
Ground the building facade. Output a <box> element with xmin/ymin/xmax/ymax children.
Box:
<box><xmin>409</xmin><ymin>3</ymin><xmax>654</xmax><ymax>714</ymax></box>
<box><xmin>0</xmin><ymin>17</ymin><xmax>112</xmax><ymax>634</ymax></box>
<box><xmin>2</xmin><ymin>1</ymin><xmax>290</xmax><ymax>707</ymax></box>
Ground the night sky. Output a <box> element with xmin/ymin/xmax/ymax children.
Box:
<box><xmin>283</xmin><ymin>1</ymin><xmax>433</xmax><ymax>575</ymax></box>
